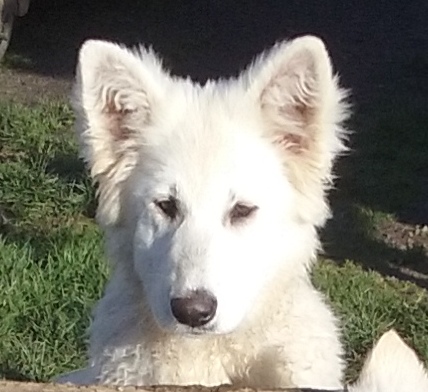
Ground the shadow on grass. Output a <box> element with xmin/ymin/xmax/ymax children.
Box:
<box><xmin>323</xmin><ymin>106</ymin><xmax>428</xmax><ymax>288</ymax></box>
<box><xmin>0</xmin><ymin>366</ymin><xmax>32</xmax><ymax>382</ymax></box>
<box><xmin>46</xmin><ymin>153</ymin><xmax>85</xmax><ymax>182</ymax></box>
<box><xmin>45</xmin><ymin>153</ymin><xmax>97</xmax><ymax>220</ymax></box>
<box><xmin>0</xmin><ymin>154</ymin><xmax>97</xmax><ymax>260</ymax></box>
<box><xmin>323</xmin><ymin>202</ymin><xmax>428</xmax><ymax>289</ymax></box>
<box><xmin>0</xmin><ymin>222</ymin><xmax>86</xmax><ymax>269</ymax></box>
<box><xmin>337</xmin><ymin>106</ymin><xmax>428</xmax><ymax>224</ymax></box>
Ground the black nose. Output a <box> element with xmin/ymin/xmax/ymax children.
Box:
<box><xmin>170</xmin><ymin>290</ymin><xmax>217</xmax><ymax>328</ymax></box>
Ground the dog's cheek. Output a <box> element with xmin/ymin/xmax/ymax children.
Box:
<box><xmin>133</xmin><ymin>218</ymin><xmax>167</xmax><ymax>286</ymax></box>
<box><xmin>214</xmin><ymin>272</ymin><xmax>263</xmax><ymax>333</ymax></box>
<box><xmin>215</xmin><ymin>225</ymin><xmax>289</xmax><ymax>331</ymax></box>
<box><xmin>134</xmin><ymin>241</ymin><xmax>176</xmax><ymax>328</ymax></box>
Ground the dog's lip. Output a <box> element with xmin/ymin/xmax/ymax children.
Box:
<box><xmin>181</xmin><ymin>324</ymin><xmax>216</xmax><ymax>336</ymax></box>
<box><xmin>188</xmin><ymin>329</ymin><xmax>207</xmax><ymax>336</ymax></box>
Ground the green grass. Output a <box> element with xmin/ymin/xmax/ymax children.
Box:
<box><xmin>0</xmin><ymin>102</ymin><xmax>106</xmax><ymax>381</ymax></box>
<box><xmin>0</xmin><ymin>102</ymin><xmax>427</xmax><ymax>383</ymax></box>
<box><xmin>315</xmin><ymin>260</ymin><xmax>428</xmax><ymax>381</ymax></box>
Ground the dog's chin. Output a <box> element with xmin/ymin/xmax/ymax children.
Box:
<box><xmin>174</xmin><ymin>321</ymin><xmax>242</xmax><ymax>337</ymax></box>
<box><xmin>173</xmin><ymin>323</ymin><xmax>219</xmax><ymax>337</ymax></box>
<box><xmin>154</xmin><ymin>316</ymin><xmax>230</xmax><ymax>337</ymax></box>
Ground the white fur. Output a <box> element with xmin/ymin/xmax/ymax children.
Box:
<box><xmin>56</xmin><ymin>35</ymin><xmax>349</xmax><ymax>389</ymax></box>
<box><xmin>350</xmin><ymin>329</ymin><xmax>428</xmax><ymax>392</ymax></box>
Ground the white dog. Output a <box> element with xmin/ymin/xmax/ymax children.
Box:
<box><xmin>57</xmin><ymin>35</ymin><xmax>350</xmax><ymax>389</ymax></box>
<box><xmin>350</xmin><ymin>329</ymin><xmax>428</xmax><ymax>392</ymax></box>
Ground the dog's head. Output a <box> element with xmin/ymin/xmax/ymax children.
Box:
<box><xmin>72</xmin><ymin>36</ymin><xmax>348</xmax><ymax>335</ymax></box>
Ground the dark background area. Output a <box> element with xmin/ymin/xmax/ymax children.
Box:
<box><xmin>8</xmin><ymin>0</ymin><xmax>428</xmax><ymax>105</ymax></box>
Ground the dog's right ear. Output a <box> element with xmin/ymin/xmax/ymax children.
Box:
<box><xmin>72</xmin><ymin>40</ymin><xmax>167</xmax><ymax>226</ymax></box>
<box><xmin>349</xmin><ymin>329</ymin><xmax>428</xmax><ymax>392</ymax></box>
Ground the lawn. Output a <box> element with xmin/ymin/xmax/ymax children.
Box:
<box><xmin>0</xmin><ymin>101</ymin><xmax>427</xmax><ymax>383</ymax></box>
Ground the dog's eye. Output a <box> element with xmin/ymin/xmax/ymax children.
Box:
<box><xmin>229</xmin><ymin>203</ymin><xmax>258</xmax><ymax>224</ymax></box>
<box><xmin>155</xmin><ymin>197</ymin><xmax>179</xmax><ymax>220</ymax></box>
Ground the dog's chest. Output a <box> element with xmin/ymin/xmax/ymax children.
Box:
<box><xmin>96</xmin><ymin>339</ymin><xmax>230</xmax><ymax>386</ymax></box>
<box><xmin>148</xmin><ymin>337</ymin><xmax>232</xmax><ymax>386</ymax></box>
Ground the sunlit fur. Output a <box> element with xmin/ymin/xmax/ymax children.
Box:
<box><xmin>350</xmin><ymin>329</ymin><xmax>428</xmax><ymax>392</ymax></box>
<box><xmin>57</xmin><ymin>35</ymin><xmax>350</xmax><ymax>389</ymax></box>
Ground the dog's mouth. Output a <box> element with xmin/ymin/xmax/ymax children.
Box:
<box><xmin>188</xmin><ymin>329</ymin><xmax>211</xmax><ymax>336</ymax></box>
<box><xmin>169</xmin><ymin>321</ymin><xmax>220</xmax><ymax>337</ymax></box>
<box><xmin>178</xmin><ymin>324</ymin><xmax>217</xmax><ymax>337</ymax></box>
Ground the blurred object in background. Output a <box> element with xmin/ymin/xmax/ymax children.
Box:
<box><xmin>0</xmin><ymin>0</ymin><xmax>30</xmax><ymax>61</ymax></box>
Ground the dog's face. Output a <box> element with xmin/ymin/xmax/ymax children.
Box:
<box><xmin>129</xmin><ymin>104</ymin><xmax>311</xmax><ymax>334</ymax></box>
<box><xmin>72</xmin><ymin>36</ymin><xmax>348</xmax><ymax>334</ymax></box>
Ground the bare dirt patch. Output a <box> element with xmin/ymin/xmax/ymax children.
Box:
<box><xmin>0</xmin><ymin>68</ymin><xmax>70</xmax><ymax>104</ymax></box>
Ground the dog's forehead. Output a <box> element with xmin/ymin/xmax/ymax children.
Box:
<box><xmin>131</xmin><ymin>80</ymin><xmax>294</xmax><ymax>208</ymax></box>
<box><xmin>141</xmin><ymin>90</ymin><xmax>284</xmax><ymax>201</ymax></box>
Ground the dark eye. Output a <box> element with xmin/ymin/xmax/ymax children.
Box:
<box><xmin>155</xmin><ymin>197</ymin><xmax>179</xmax><ymax>220</ymax></box>
<box><xmin>229</xmin><ymin>203</ymin><xmax>258</xmax><ymax>224</ymax></box>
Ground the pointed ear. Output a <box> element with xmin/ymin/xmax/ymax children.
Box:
<box><xmin>72</xmin><ymin>39</ymin><xmax>167</xmax><ymax>226</ymax></box>
<box><xmin>350</xmin><ymin>330</ymin><xmax>428</xmax><ymax>392</ymax></box>
<box><xmin>248</xmin><ymin>36</ymin><xmax>349</xmax><ymax>225</ymax></box>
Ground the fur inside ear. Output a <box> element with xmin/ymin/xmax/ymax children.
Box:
<box><xmin>72</xmin><ymin>39</ymin><xmax>168</xmax><ymax>226</ymax></box>
<box><xmin>248</xmin><ymin>35</ymin><xmax>350</xmax><ymax>225</ymax></box>
<box><xmin>349</xmin><ymin>329</ymin><xmax>428</xmax><ymax>392</ymax></box>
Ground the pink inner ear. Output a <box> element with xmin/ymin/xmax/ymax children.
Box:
<box><xmin>278</xmin><ymin>99</ymin><xmax>315</xmax><ymax>127</ymax></box>
<box><xmin>102</xmin><ymin>91</ymin><xmax>133</xmax><ymax>142</ymax></box>
<box><xmin>274</xmin><ymin>133</ymin><xmax>308</xmax><ymax>154</ymax></box>
<box><xmin>262</xmin><ymin>69</ymin><xmax>318</xmax><ymax>155</ymax></box>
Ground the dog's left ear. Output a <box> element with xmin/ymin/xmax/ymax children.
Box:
<box><xmin>248</xmin><ymin>36</ymin><xmax>349</xmax><ymax>225</ymax></box>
